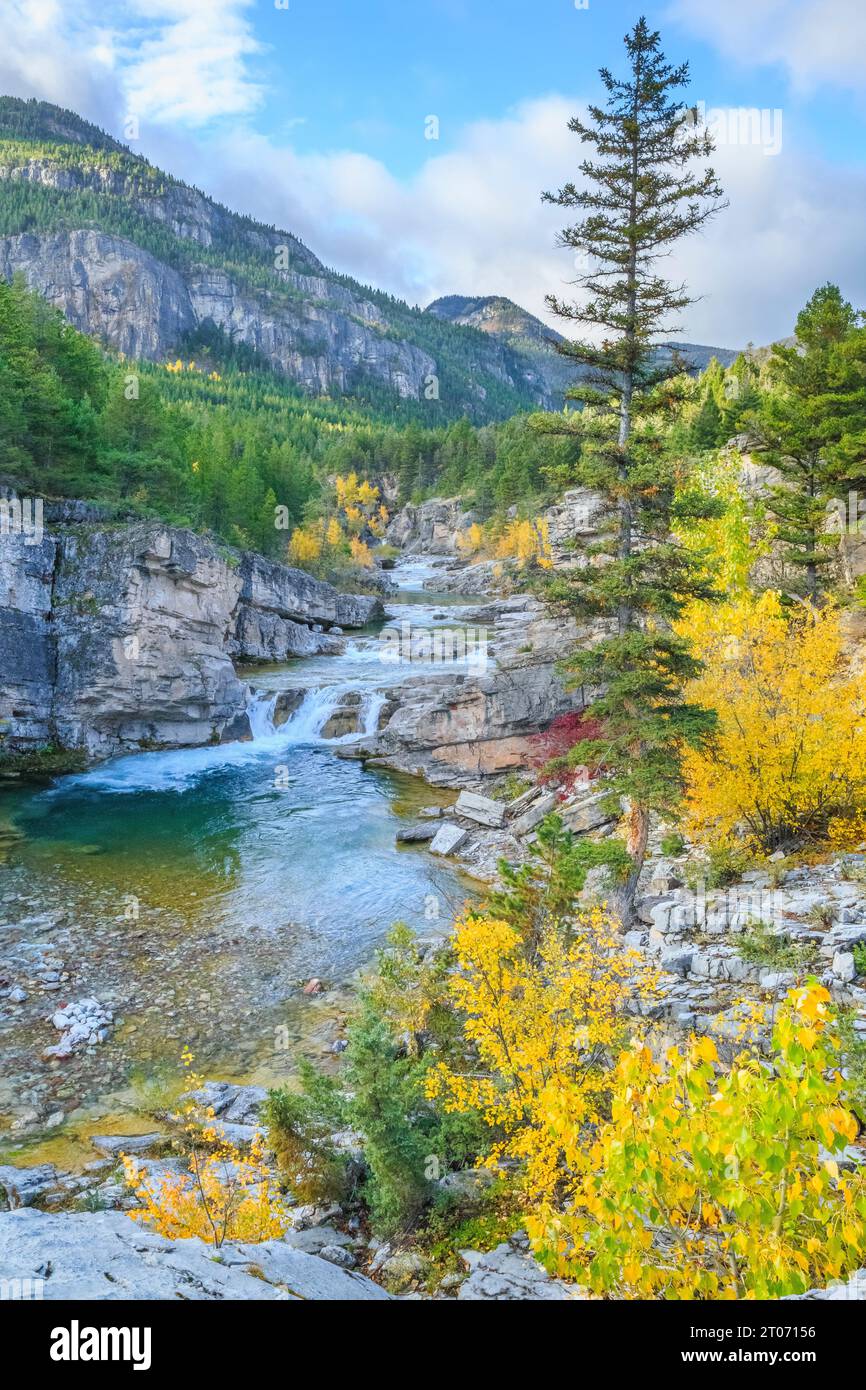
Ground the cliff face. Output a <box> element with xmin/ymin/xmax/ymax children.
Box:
<box><xmin>0</xmin><ymin>226</ymin><xmax>436</xmax><ymax>399</ymax></box>
<box><xmin>0</xmin><ymin>511</ymin><xmax>382</xmax><ymax>759</ymax></box>
<box><xmin>0</xmin><ymin>101</ymin><xmax>544</xmax><ymax>417</ymax></box>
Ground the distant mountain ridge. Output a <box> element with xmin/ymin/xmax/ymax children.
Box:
<box><xmin>427</xmin><ymin>294</ymin><xmax>741</xmax><ymax>401</ymax></box>
<box><xmin>0</xmin><ymin>98</ymin><xmax>738</xmax><ymax>423</ymax></box>
<box><xmin>0</xmin><ymin>99</ymin><xmax>548</xmax><ymax>422</ymax></box>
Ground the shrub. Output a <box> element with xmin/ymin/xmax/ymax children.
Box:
<box><xmin>528</xmin><ymin>712</ymin><xmax>605</xmax><ymax>795</ymax></box>
<box><xmin>681</xmin><ymin>593</ymin><xmax>866</xmax><ymax>853</ymax></box>
<box><xmin>263</xmin><ymin>1063</ymin><xmax>351</xmax><ymax>1206</ymax></box>
<box><xmin>529</xmin><ymin>985</ymin><xmax>866</xmax><ymax>1298</ymax></box>
<box><xmin>488</xmin><ymin>812</ymin><xmax>631</xmax><ymax>954</ymax></box>
<box><xmin>123</xmin><ymin>1056</ymin><xmax>287</xmax><ymax>1246</ymax></box>
<box><xmin>736</xmin><ymin>920</ymin><xmax>819</xmax><ymax>974</ymax></box>
<box><xmin>425</xmin><ymin>905</ymin><xmax>657</xmax><ymax>1207</ymax></box>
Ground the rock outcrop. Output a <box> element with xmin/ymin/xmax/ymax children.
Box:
<box><xmin>359</xmin><ymin>594</ymin><xmax>587</xmax><ymax>785</ymax></box>
<box><xmin>0</xmin><ymin>510</ymin><xmax>383</xmax><ymax>759</ymax></box>
<box><xmin>0</xmin><ymin>226</ymin><xmax>437</xmax><ymax>402</ymax></box>
<box><xmin>0</xmin><ymin>1209</ymin><xmax>390</xmax><ymax>1300</ymax></box>
<box><xmin>385</xmin><ymin>497</ymin><xmax>478</xmax><ymax>554</ymax></box>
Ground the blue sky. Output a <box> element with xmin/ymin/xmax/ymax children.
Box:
<box><xmin>3</xmin><ymin>0</ymin><xmax>866</xmax><ymax>347</ymax></box>
<box><xmin>249</xmin><ymin>0</ymin><xmax>865</xmax><ymax>174</ymax></box>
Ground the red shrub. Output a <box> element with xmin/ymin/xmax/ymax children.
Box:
<box><xmin>528</xmin><ymin>712</ymin><xmax>604</xmax><ymax>797</ymax></box>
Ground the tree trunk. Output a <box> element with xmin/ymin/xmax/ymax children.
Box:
<box><xmin>614</xmin><ymin>800</ymin><xmax>650</xmax><ymax>926</ymax></box>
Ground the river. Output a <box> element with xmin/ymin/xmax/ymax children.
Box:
<box><xmin>0</xmin><ymin>560</ymin><xmax>484</xmax><ymax>1162</ymax></box>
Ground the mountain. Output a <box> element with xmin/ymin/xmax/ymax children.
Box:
<box><xmin>0</xmin><ymin>98</ymin><xmax>556</xmax><ymax>424</ymax></box>
<box><xmin>426</xmin><ymin>293</ymin><xmax>741</xmax><ymax>400</ymax></box>
<box><xmin>426</xmin><ymin>295</ymin><xmax>576</xmax><ymax>405</ymax></box>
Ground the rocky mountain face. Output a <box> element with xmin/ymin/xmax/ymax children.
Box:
<box><xmin>0</xmin><ymin>98</ymin><xmax>550</xmax><ymax>419</ymax></box>
<box><xmin>427</xmin><ymin>293</ymin><xmax>741</xmax><ymax>405</ymax></box>
<box><xmin>0</xmin><ymin>502</ymin><xmax>381</xmax><ymax>759</ymax></box>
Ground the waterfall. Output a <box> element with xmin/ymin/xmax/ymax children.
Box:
<box><xmin>280</xmin><ymin>686</ymin><xmax>344</xmax><ymax>742</ymax></box>
<box><xmin>247</xmin><ymin>691</ymin><xmax>278</xmax><ymax>740</ymax></box>
<box><xmin>361</xmin><ymin>689</ymin><xmax>387</xmax><ymax>736</ymax></box>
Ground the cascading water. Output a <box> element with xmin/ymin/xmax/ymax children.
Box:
<box><xmin>246</xmin><ymin>691</ymin><xmax>278</xmax><ymax>739</ymax></box>
<box><xmin>247</xmin><ymin>684</ymin><xmax>387</xmax><ymax>745</ymax></box>
<box><xmin>280</xmin><ymin>686</ymin><xmax>344</xmax><ymax>742</ymax></box>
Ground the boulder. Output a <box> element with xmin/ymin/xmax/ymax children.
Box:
<box><xmin>458</xmin><ymin>1234</ymin><xmax>583</xmax><ymax>1301</ymax></box>
<box><xmin>429</xmin><ymin>823</ymin><xmax>469</xmax><ymax>857</ymax></box>
<box><xmin>0</xmin><ymin>1165</ymin><xmax>61</xmax><ymax>1211</ymax></box>
<box><xmin>512</xmin><ymin>791</ymin><xmax>558</xmax><ymax>836</ymax></box>
<box><xmin>560</xmin><ymin>791</ymin><xmax>615</xmax><ymax>834</ymax></box>
<box><xmin>396</xmin><ymin>823</ymin><xmax>438</xmax><ymax>844</ymax></box>
<box><xmin>455</xmin><ymin>790</ymin><xmax>507</xmax><ymax>828</ymax></box>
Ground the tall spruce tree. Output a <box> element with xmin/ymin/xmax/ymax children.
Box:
<box><xmin>751</xmin><ymin>284</ymin><xmax>866</xmax><ymax>600</ymax></box>
<box><xmin>535</xmin><ymin>18</ymin><xmax>726</xmax><ymax>922</ymax></box>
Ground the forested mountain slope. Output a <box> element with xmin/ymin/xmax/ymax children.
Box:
<box><xmin>0</xmin><ymin>97</ymin><xmax>561</xmax><ymax>424</ymax></box>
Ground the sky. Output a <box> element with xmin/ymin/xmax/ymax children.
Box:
<box><xmin>2</xmin><ymin>0</ymin><xmax>865</xmax><ymax>348</ymax></box>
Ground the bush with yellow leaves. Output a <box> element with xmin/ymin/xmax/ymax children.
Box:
<box><xmin>334</xmin><ymin>472</ymin><xmax>389</xmax><ymax>536</ymax></box>
<box><xmin>529</xmin><ymin>984</ymin><xmax>866</xmax><ymax>1299</ymax></box>
<box><xmin>455</xmin><ymin>517</ymin><xmax>553</xmax><ymax>568</ymax></box>
<box><xmin>679</xmin><ymin>591</ymin><xmax>866</xmax><ymax>853</ymax></box>
<box><xmin>122</xmin><ymin>1051</ymin><xmax>287</xmax><ymax>1246</ymax></box>
<box><xmin>495</xmin><ymin>517</ymin><xmax>553</xmax><ymax>568</ymax></box>
<box><xmin>287</xmin><ymin>522</ymin><xmax>325</xmax><ymax>570</ymax></box>
<box><xmin>425</xmin><ymin>907</ymin><xmax>657</xmax><ymax>1205</ymax></box>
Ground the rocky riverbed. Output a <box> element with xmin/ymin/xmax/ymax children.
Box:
<box><xmin>2</xmin><ymin>493</ymin><xmax>866</xmax><ymax>1300</ymax></box>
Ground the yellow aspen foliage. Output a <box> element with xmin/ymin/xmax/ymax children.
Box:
<box><xmin>325</xmin><ymin>516</ymin><xmax>344</xmax><ymax>549</ymax></box>
<box><xmin>679</xmin><ymin>591</ymin><xmax>866</xmax><ymax>852</ymax></box>
<box><xmin>288</xmin><ymin>524</ymin><xmax>324</xmax><ymax>568</ymax></box>
<box><xmin>457</xmin><ymin>522</ymin><xmax>485</xmax><ymax>555</ymax></box>
<box><xmin>495</xmin><ymin>518</ymin><xmax>553</xmax><ymax>569</ymax></box>
<box><xmin>350</xmin><ymin>536</ymin><xmax>374</xmax><ymax>568</ymax></box>
<box><xmin>424</xmin><ymin>909</ymin><xmax>657</xmax><ymax>1205</ymax></box>
<box><xmin>335</xmin><ymin>472</ymin><xmax>362</xmax><ymax>509</ymax></box>
<box><xmin>122</xmin><ymin>1053</ymin><xmax>287</xmax><ymax>1247</ymax></box>
<box><xmin>530</xmin><ymin>985</ymin><xmax>866</xmax><ymax>1299</ymax></box>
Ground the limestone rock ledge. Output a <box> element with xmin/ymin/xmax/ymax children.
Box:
<box><xmin>0</xmin><ymin>512</ymin><xmax>383</xmax><ymax>760</ymax></box>
<box><xmin>0</xmin><ymin>1209</ymin><xmax>390</xmax><ymax>1301</ymax></box>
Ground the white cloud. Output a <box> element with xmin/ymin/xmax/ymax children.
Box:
<box><xmin>190</xmin><ymin>97</ymin><xmax>866</xmax><ymax>350</ymax></box>
<box><xmin>0</xmin><ymin>1</ymin><xmax>121</xmax><ymax>128</ymax></box>
<box><xmin>666</xmin><ymin>0</ymin><xmax>866</xmax><ymax>95</ymax></box>
<box><xmin>120</xmin><ymin>0</ymin><xmax>265</xmax><ymax>126</ymax></box>
<box><xmin>0</xmin><ymin>0</ymin><xmax>264</xmax><ymax>132</ymax></box>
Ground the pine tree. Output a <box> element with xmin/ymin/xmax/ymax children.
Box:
<box><xmin>690</xmin><ymin>389</ymin><xmax>723</xmax><ymax>450</ymax></box>
<box><xmin>751</xmin><ymin>284</ymin><xmax>866</xmax><ymax>600</ymax></box>
<box><xmin>535</xmin><ymin>18</ymin><xmax>726</xmax><ymax>922</ymax></box>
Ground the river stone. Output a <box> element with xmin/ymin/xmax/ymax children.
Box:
<box><xmin>560</xmin><ymin>791</ymin><xmax>615</xmax><ymax>834</ymax></box>
<box><xmin>91</xmin><ymin>1134</ymin><xmax>164</xmax><ymax>1157</ymax></box>
<box><xmin>833</xmin><ymin>950</ymin><xmax>857</xmax><ymax>982</ymax></box>
<box><xmin>396</xmin><ymin>823</ymin><xmax>438</xmax><ymax>843</ymax></box>
<box><xmin>512</xmin><ymin>791</ymin><xmax>558</xmax><ymax>836</ymax></box>
<box><xmin>455</xmin><ymin>790</ymin><xmax>507</xmax><ymax>827</ymax></box>
<box><xmin>429</xmin><ymin>823</ymin><xmax>469</xmax><ymax>856</ymax></box>
<box><xmin>0</xmin><ymin>1210</ymin><xmax>390</xmax><ymax>1300</ymax></box>
<box><xmin>184</xmin><ymin>1082</ymin><xmax>268</xmax><ymax>1125</ymax></box>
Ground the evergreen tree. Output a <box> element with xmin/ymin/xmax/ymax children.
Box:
<box><xmin>536</xmin><ymin>18</ymin><xmax>726</xmax><ymax>922</ymax></box>
<box><xmin>689</xmin><ymin>389</ymin><xmax>723</xmax><ymax>450</ymax></box>
<box><xmin>751</xmin><ymin>284</ymin><xmax>866</xmax><ymax>600</ymax></box>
